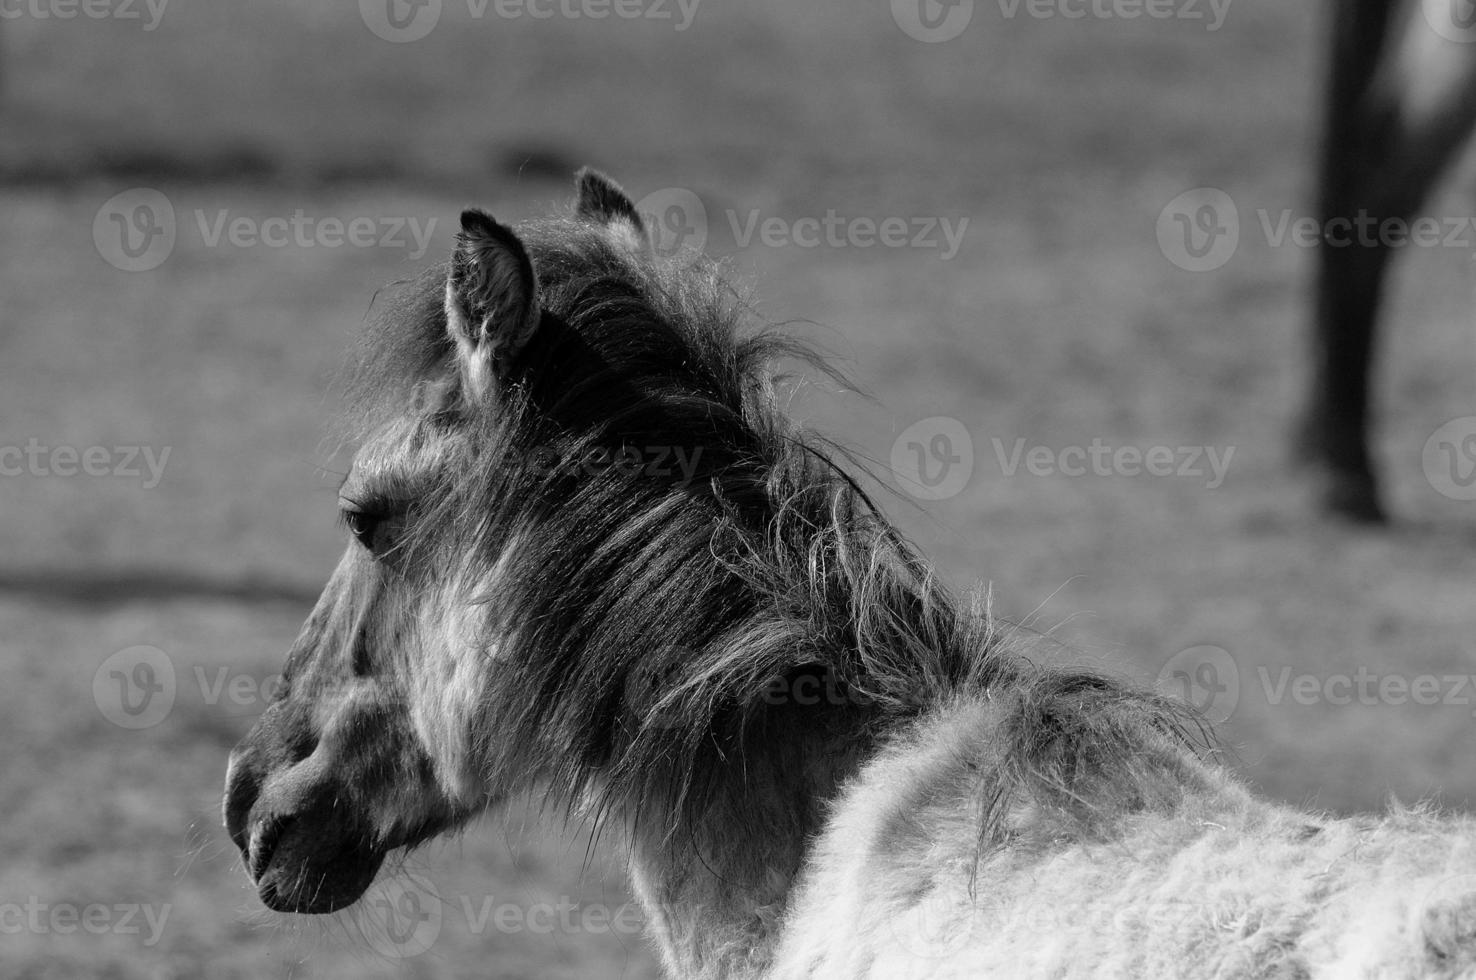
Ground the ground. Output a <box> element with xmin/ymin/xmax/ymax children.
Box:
<box><xmin>6</xmin><ymin>0</ymin><xmax>1476</xmax><ymax>976</ymax></box>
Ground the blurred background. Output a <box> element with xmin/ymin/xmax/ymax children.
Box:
<box><xmin>6</xmin><ymin>0</ymin><xmax>1476</xmax><ymax>976</ymax></box>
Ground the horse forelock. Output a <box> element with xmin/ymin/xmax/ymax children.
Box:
<box><xmin>337</xmin><ymin>209</ymin><xmax>1211</xmax><ymax>847</ymax></box>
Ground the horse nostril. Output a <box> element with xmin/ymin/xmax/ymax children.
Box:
<box><xmin>223</xmin><ymin>753</ymin><xmax>262</xmax><ymax>857</ymax></box>
<box><xmin>247</xmin><ymin>813</ymin><xmax>294</xmax><ymax>882</ymax></box>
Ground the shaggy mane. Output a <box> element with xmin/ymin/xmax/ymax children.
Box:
<box><xmin>342</xmin><ymin>213</ymin><xmax>1210</xmax><ymax>849</ymax></box>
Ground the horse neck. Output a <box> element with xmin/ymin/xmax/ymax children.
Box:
<box><xmin>624</xmin><ymin>705</ymin><xmax>875</xmax><ymax>980</ymax></box>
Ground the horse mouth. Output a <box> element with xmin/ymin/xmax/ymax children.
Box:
<box><xmin>246</xmin><ymin>813</ymin><xmax>387</xmax><ymax>914</ymax></box>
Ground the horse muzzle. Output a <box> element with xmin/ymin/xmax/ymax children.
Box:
<box><xmin>224</xmin><ymin>743</ymin><xmax>387</xmax><ymax>914</ymax></box>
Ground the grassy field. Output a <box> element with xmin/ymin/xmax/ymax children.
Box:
<box><xmin>7</xmin><ymin>0</ymin><xmax>1476</xmax><ymax>976</ymax></box>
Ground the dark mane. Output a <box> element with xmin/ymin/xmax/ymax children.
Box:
<box><xmin>344</xmin><ymin>212</ymin><xmax>1211</xmax><ymax>849</ymax></box>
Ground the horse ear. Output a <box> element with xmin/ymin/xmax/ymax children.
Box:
<box><xmin>574</xmin><ymin>167</ymin><xmax>647</xmax><ymax>250</ymax></box>
<box><xmin>445</xmin><ymin>209</ymin><xmax>539</xmax><ymax>397</ymax></box>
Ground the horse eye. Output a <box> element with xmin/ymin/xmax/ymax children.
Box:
<box><xmin>341</xmin><ymin>509</ymin><xmax>386</xmax><ymax>553</ymax></box>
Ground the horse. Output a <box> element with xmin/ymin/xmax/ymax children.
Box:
<box><xmin>225</xmin><ymin>170</ymin><xmax>1476</xmax><ymax>978</ymax></box>
<box><xmin>1309</xmin><ymin>0</ymin><xmax>1476</xmax><ymax>521</ymax></box>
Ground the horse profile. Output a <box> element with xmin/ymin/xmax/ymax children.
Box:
<box><xmin>226</xmin><ymin>170</ymin><xmax>1476</xmax><ymax>978</ymax></box>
